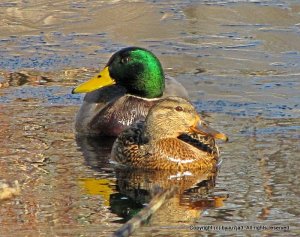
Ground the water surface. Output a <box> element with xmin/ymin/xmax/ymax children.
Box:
<box><xmin>0</xmin><ymin>0</ymin><xmax>299</xmax><ymax>236</ymax></box>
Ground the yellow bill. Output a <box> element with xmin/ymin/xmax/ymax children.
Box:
<box><xmin>72</xmin><ymin>66</ymin><xmax>115</xmax><ymax>94</ymax></box>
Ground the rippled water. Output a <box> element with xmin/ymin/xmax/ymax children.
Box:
<box><xmin>0</xmin><ymin>0</ymin><xmax>299</xmax><ymax>236</ymax></box>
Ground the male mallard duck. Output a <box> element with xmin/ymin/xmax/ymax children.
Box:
<box><xmin>111</xmin><ymin>97</ymin><xmax>228</xmax><ymax>170</ymax></box>
<box><xmin>72</xmin><ymin>47</ymin><xmax>188</xmax><ymax>136</ymax></box>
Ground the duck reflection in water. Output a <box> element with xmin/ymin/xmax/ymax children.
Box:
<box><xmin>111</xmin><ymin>168</ymin><xmax>227</xmax><ymax>224</ymax></box>
<box><xmin>75</xmin><ymin>97</ymin><xmax>228</xmax><ymax>224</ymax></box>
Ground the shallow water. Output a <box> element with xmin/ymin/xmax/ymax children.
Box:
<box><xmin>0</xmin><ymin>0</ymin><xmax>299</xmax><ymax>236</ymax></box>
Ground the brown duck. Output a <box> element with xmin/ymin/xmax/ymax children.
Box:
<box><xmin>111</xmin><ymin>97</ymin><xmax>228</xmax><ymax>170</ymax></box>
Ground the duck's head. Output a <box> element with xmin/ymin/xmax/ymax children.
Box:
<box><xmin>144</xmin><ymin>97</ymin><xmax>228</xmax><ymax>141</ymax></box>
<box><xmin>72</xmin><ymin>47</ymin><xmax>165</xmax><ymax>98</ymax></box>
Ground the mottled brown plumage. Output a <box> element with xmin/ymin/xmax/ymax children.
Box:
<box><xmin>111</xmin><ymin>97</ymin><xmax>228</xmax><ymax>171</ymax></box>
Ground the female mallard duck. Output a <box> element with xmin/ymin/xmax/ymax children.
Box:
<box><xmin>111</xmin><ymin>97</ymin><xmax>228</xmax><ymax>171</ymax></box>
<box><xmin>72</xmin><ymin>47</ymin><xmax>188</xmax><ymax>136</ymax></box>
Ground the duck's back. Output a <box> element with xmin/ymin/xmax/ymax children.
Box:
<box><xmin>112</xmin><ymin>126</ymin><xmax>219</xmax><ymax>171</ymax></box>
<box><xmin>75</xmin><ymin>86</ymin><xmax>157</xmax><ymax>136</ymax></box>
<box><xmin>164</xmin><ymin>76</ymin><xmax>189</xmax><ymax>98</ymax></box>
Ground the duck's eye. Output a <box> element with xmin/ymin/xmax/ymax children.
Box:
<box><xmin>175</xmin><ymin>106</ymin><xmax>183</xmax><ymax>112</ymax></box>
<box><xmin>121</xmin><ymin>57</ymin><xmax>130</xmax><ymax>64</ymax></box>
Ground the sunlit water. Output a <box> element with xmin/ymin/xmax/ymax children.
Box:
<box><xmin>0</xmin><ymin>0</ymin><xmax>299</xmax><ymax>236</ymax></box>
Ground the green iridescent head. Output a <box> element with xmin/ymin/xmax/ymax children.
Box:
<box><xmin>72</xmin><ymin>47</ymin><xmax>165</xmax><ymax>98</ymax></box>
